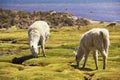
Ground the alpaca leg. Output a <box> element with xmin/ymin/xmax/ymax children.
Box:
<box><xmin>93</xmin><ymin>50</ymin><xmax>98</xmax><ymax>70</ymax></box>
<box><xmin>41</xmin><ymin>40</ymin><xmax>46</xmax><ymax>57</ymax></box>
<box><xmin>101</xmin><ymin>50</ymin><xmax>107</xmax><ymax>70</ymax></box>
<box><xmin>38</xmin><ymin>41</ymin><xmax>41</xmax><ymax>55</ymax></box>
<box><xmin>41</xmin><ymin>45</ymin><xmax>46</xmax><ymax>57</ymax></box>
<box><xmin>38</xmin><ymin>46</ymin><xmax>40</xmax><ymax>55</ymax></box>
<box><xmin>82</xmin><ymin>53</ymin><xmax>89</xmax><ymax>68</ymax></box>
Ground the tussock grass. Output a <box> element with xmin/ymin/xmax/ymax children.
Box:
<box><xmin>0</xmin><ymin>25</ymin><xmax>120</xmax><ymax>80</ymax></box>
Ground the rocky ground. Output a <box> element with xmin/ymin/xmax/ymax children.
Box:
<box><xmin>0</xmin><ymin>8</ymin><xmax>90</xmax><ymax>29</ymax></box>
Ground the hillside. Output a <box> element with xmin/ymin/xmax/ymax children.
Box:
<box><xmin>0</xmin><ymin>8</ymin><xmax>90</xmax><ymax>29</ymax></box>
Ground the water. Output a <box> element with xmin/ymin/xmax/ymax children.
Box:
<box><xmin>0</xmin><ymin>1</ymin><xmax>120</xmax><ymax>22</ymax></box>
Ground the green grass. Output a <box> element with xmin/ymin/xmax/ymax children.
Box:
<box><xmin>0</xmin><ymin>25</ymin><xmax>120</xmax><ymax>80</ymax></box>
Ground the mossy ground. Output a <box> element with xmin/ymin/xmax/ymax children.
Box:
<box><xmin>0</xmin><ymin>24</ymin><xmax>120</xmax><ymax>80</ymax></box>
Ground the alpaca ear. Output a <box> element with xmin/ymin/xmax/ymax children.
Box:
<box><xmin>74</xmin><ymin>46</ymin><xmax>79</xmax><ymax>56</ymax></box>
<box><xmin>75</xmin><ymin>46</ymin><xmax>79</xmax><ymax>51</ymax></box>
<box><xmin>73</xmin><ymin>51</ymin><xmax>77</xmax><ymax>56</ymax></box>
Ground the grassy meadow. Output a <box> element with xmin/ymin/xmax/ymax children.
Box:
<box><xmin>0</xmin><ymin>24</ymin><xmax>120</xmax><ymax>80</ymax></box>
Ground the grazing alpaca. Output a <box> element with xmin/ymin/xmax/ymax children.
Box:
<box><xmin>28</xmin><ymin>21</ymin><xmax>50</xmax><ymax>58</ymax></box>
<box><xmin>75</xmin><ymin>28</ymin><xmax>110</xmax><ymax>70</ymax></box>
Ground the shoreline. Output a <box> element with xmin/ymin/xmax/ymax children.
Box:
<box><xmin>0</xmin><ymin>8</ymin><xmax>119</xmax><ymax>29</ymax></box>
<box><xmin>1</xmin><ymin>8</ymin><xmax>120</xmax><ymax>23</ymax></box>
<box><xmin>0</xmin><ymin>2</ymin><xmax>120</xmax><ymax>22</ymax></box>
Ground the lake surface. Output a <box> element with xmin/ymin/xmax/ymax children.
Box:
<box><xmin>0</xmin><ymin>2</ymin><xmax>120</xmax><ymax>22</ymax></box>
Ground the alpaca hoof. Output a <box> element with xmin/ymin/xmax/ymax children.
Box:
<box><xmin>43</xmin><ymin>55</ymin><xmax>46</xmax><ymax>57</ymax></box>
<box><xmin>81</xmin><ymin>67</ymin><xmax>85</xmax><ymax>69</ymax></box>
<box><xmin>76</xmin><ymin>64</ymin><xmax>79</xmax><ymax>69</ymax></box>
<box><xmin>96</xmin><ymin>67</ymin><xmax>98</xmax><ymax>70</ymax></box>
<box><xmin>103</xmin><ymin>67</ymin><xmax>106</xmax><ymax>70</ymax></box>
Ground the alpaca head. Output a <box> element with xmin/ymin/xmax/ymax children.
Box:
<box><xmin>30</xmin><ymin>45</ymin><xmax>38</xmax><ymax>58</ymax></box>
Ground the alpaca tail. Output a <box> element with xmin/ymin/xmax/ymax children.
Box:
<box><xmin>100</xmin><ymin>30</ymin><xmax>110</xmax><ymax>53</ymax></box>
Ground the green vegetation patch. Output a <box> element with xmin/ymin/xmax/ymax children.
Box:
<box><xmin>0</xmin><ymin>25</ymin><xmax>120</xmax><ymax>80</ymax></box>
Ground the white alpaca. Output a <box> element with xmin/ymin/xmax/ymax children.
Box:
<box><xmin>75</xmin><ymin>28</ymin><xmax>110</xmax><ymax>70</ymax></box>
<box><xmin>28</xmin><ymin>21</ymin><xmax>50</xmax><ymax>58</ymax></box>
